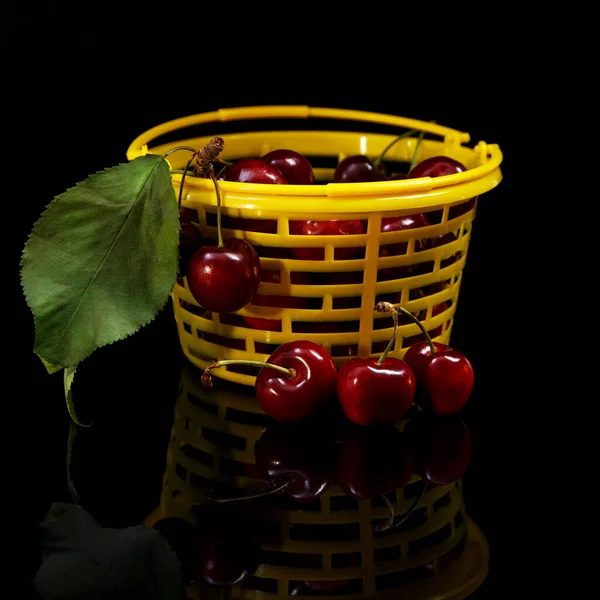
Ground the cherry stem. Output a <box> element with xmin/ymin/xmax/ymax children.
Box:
<box><xmin>206</xmin><ymin>480</ymin><xmax>290</xmax><ymax>504</ymax></box>
<box><xmin>162</xmin><ymin>145</ymin><xmax>198</xmax><ymax>160</ymax></box>
<box><xmin>374</xmin><ymin>302</ymin><xmax>399</xmax><ymax>364</ymax></box>
<box><xmin>209</xmin><ymin>169</ymin><xmax>224</xmax><ymax>247</ymax></box>
<box><xmin>409</xmin><ymin>130</ymin><xmax>426</xmax><ymax>172</ymax></box>
<box><xmin>392</xmin><ymin>480</ymin><xmax>428</xmax><ymax>531</ymax></box>
<box><xmin>177</xmin><ymin>151</ymin><xmax>199</xmax><ymax>211</ymax></box>
<box><xmin>373</xmin><ymin>128</ymin><xmax>419</xmax><ymax>166</ymax></box>
<box><xmin>396</xmin><ymin>306</ymin><xmax>436</xmax><ymax>354</ymax></box>
<box><xmin>202</xmin><ymin>360</ymin><xmax>297</xmax><ymax>387</ymax></box>
<box><xmin>372</xmin><ymin>494</ymin><xmax>395</xmax><ymax>532</ymax></box>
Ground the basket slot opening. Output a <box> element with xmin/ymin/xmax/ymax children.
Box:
<box><xmin>331</xmin><ymin>552</ymin><xmax>362</xmax><ymax>568</ymax></box>
<box><xmin>374</xmin><ymin>544</ymin><xmax>403</xmax><ymax>564</ymax></box>
<box><xmin>183</xmin><ymin>322</ymin><xmax>192</xmax><ymax>334</ymax></box>
<box><xmin>292</xmin><ymin>320</ymin><xmax>360</xmax><ymax>334</ymax></box>
<box><xmin>175</xmin><ymin>463</ymin><xmax>187</xmax><ymax>481</ymax></box>
<box><xmin>187</xmin><ymin>392</ymin><xmax>219</xmax><ymax>416</ymax></box>
<box><xmin>205</xmin><ymin>212</ymin><xmax>278</xmax><ymax>234</ymax></box>
<box><xmin>260</xmin><ymin>549</ymin><xmax>323</xmax><ymax>569</ymax></box>
<box><xmin>201</xmin><ymin>426</ymin><xmax>246</xmax><ymax>450</ymax></box>
<box><xmin>218</xmin><ymin>313</ymin><xmax>246</xmax><ymax>327</ymax></box>
<box><xmin>438</xmin><ymin>533</ymin><xmax>467</xmax><ymax>572</ymax></box>
<box><xmin>199</xmin><ymin>331</ymin><xmax>246</xmax><ymax>350</ymax></box>
<box><xmin>243</xmin><ymin>576</ymin><xmax>278</xmax><ymax>593</ymax></box>
<box><xmin>433</xmin><ymin>491</ymin><xmax>452</xmax><ymax>512</ymax></box>
<box><xmin>374</xmin><ymin>507</ymin><xmax>428</xmax><ymax>537</ymax></box>
<box><xmin>330</xmin><ymin>496</ymin><xmax>359</xmax><ymax>511</ymax></box>
<box><xmin>218</xmin><ymin>457</ymin><xmax>249</xmax><ymax>476</ymax></box>
<box><xmin>180</xmin><ymin>444</ymin><xmax>213</xmax><ymax>467</ymax></box>
<box><xmin>408</xmin><ymin>523</ymin><xmax>453</xmax><ymax>556</ymax></box>
<box><xmin>225</xmin><ymin>407</ymin><xmax>272</xmax><ymax>427</ymax></box>
<box><xmin>179</xmin><ymin>299</ymin><xmax>212</xmax><ymax>319</ymax></box>
<box><xmin>331</xmin><ymin>343</ymin><xmax>359</xmax><ymax>358</ymax></box>
<box><xmin>255</xmin><ymin>341</ymin><xmax>281</xmax><ymax>355</ymax></box>
<box><xmin>332</xmin><ymin>296</ymin><xmax>361</xmax><ymax>309</ymax></box>
<box><xmin>288</xmin><ymin>578</ymin><xmax>362</xmax><ymax>595</ymax></box>
<box><xmin>289</xmin><ymin>522</ymin><xmax>360</xmax><ymax>542</ymax></box>
<box><xmin>312</xmin><ymin>271</ymin><xmax>364</xmax><ymax>285</ymax></box>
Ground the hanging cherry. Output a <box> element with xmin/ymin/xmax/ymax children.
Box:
<box><xmin>185</xmin><ymin>137</ymin><xmax>262</xmax><ymax>313</ymax></box>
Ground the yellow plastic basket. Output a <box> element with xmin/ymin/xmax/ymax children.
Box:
<box><xmin>126</xmin><ymin>106</ymin><xmax>502</xmax><ymax>387</ymax></box>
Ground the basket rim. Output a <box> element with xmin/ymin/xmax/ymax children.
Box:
<box><xmin>126</xmin><ymin>105</ymin><xmax>503</xmax><ymax>199</ymax></box>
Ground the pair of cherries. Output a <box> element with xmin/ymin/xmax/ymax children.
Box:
<box><xmin>152</xmin><ymin>411</ymin><xmax>471</xmax><ymax>590</ymax></box>
<box><xmin>201</xmin><ymin>302</ymin><xmax>474</xmax><ymax>425</ymax></box>
<box><xmin>254</xmin><ymin>411</ymin><xmax>471</xmax><ymax>503</ymax></box>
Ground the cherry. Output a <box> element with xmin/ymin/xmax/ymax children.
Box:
<box><xmin>336</xmin><ymin>303</ymin><xmax>416</xmax><ymax>426</ymax></box>
<box><xmin>333</xmin><ymin>129</ymin><xmax>419</xmax><ymax>183</ymax></box>
<box><xmin>202</xmin><ymin>340</ymin><xmax>338</xmax><ymax>422</ymax></box>
<box><xmin>289</xmin><ymin>219</ymin><xmax>365</xmax><ymax>260</ymax></box>
<box><xmin>405</xmin><ymin>412</ymin><xmax>472</xmax><ymax>486</ymax></box>
<box><xmin>195</xmin><ymin>506</ymin><xmax>260</xmax><ymax>587</ymax></box>
<box><xmin>378</xmin><ymin>212</ymin><xmax>432</xmax><ymax>280</ymax></box>
<box><xmin>254</xmin><ymin>422</ymin><xmax>337</xmax><ymax>501</ymax></box>
<box><xmin>188</xmin><ymin>237</ymin><xmax>261</xmax><ymax>313</ymax></box>
<box><xmin>407</xmin><ymin>156</ymin><xmax>466</xmax><ymax>179</ymax></box>
<box><xmin>401</xmin><ymin>308</ymin><xmax>474</xmax><ymax>415</ymax></box>
<box><xmin>333</xmin><ymin>155</ymin><xmax>379</xmax><ymax>183</ymax></box>
<box><xmin>223</xmin><ymin>157</ymin><xmax>288</xmax><ymax>184</ymax></box>
<box><xmin>244</xmin><ymin>270</ymin><xmax>311</xmax><ymax>331</ymax></box>
<box><xmin>261</xmin><ymin>149</ymin><xmax>315</xmax><ymax>184</ymax></box>
<box><xmin>336</xmin><ymin>424</ymin><xmax>413</xmax><ymax>500</ymax></box>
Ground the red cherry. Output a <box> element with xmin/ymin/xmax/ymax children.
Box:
<box><xmin>195</xmin><ymin>507</ymin><xmax>260</xmax><ymax>587</ymax></box>
<box><xmin>223</xmin><ymin>158</ymin><xmax>288</xmax><ymax>184</ymax></box>
<box><xmin>405</xmin><ymin>412</ymin><xmax>472</xmax><ymax>486</ymax></box>
<box><xmin>261</xmin><ymin>149</ymin><xmax>315</xmax><ymax>184</ymax></box>
<box><xmin>333</xmin><ymin>155</ymin><xmax>378</xmax><ymax>183</ymax></box>
<box><xmin>290</xmin><ymin>219</ymin><xmax>365</xmax><ymax>260</ymax></box>
<box><xmin>337</xmin><ymin>357</ymin><xmax>416</xmax><ymax>426</ymax></box>
<box><xmin>407</xmin><ymin>156</ymin><xmax>467</xmax><ymax>179</ymax></box>
<box><xmin>187</xmin><ymin>238</ymin><xmax>261</xmax><ymax>313</ymax></box>
<box><xmin>336</xmin><ymin>425</ymin><xmax>413</xmax><ymax>499</ymax></box>
<box><xmin>179</xmin><ymin>205</ymin><xmax>198</xmax><ymax>223</ymax></box>
<box><xmin>255</xmin><ymin>341</ymin><xmax>338</xmax><ymax>422</ymax></box>
<box><xmin>379</xmin><ymin>213</ymin><xmax>431</xmax><ymax>280</ymax></box>
<box><xmin>403</xmin><ymin>341</ymin><xmax>474</xmax><ymax>415</ymax></box>
<box><xmin>254</xmin><ymin>423</ymin><xmax>337</xmax><ymax>501</ymax></box>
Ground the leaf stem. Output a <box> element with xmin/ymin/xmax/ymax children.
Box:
<box><xmin>202</xmin><ymin>360</ymin><xmax>296</xmax><ymax>387</ymax></box>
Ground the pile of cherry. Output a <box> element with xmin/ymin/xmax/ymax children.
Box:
<box><xmin>153</xmin><ymin>410</ymin><xmax>471</xmax><ymax>591</ymax></box>
<box><xmin>177</xmin><ymin>135</ymin><xmax>475</xmax><ymax>423</ymax></box>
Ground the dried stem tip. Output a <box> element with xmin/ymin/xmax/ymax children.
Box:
<box><xmin>194</xmin><ymin>136</ymin><xmax>225</xmax><ymax>177</ymax></box>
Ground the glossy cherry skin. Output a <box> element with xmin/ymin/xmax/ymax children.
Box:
<box><xmin>405</xmin><ymin>412</ymin><xmax>472</xmax><ymax>486</ymax></box>
<box><xmin>261</xmin><ymin>149</ymin><xmax>315</xmax><ymax>184</ymax></box>
<box><xmin>244</xmin><ymin>270</ymin><xmax>310</xmax><ymax>331</ymax></box>
<box><xmin>408</xmin><ymin>156</ymin><xmax>466</xmax><ymax>179</ymax></box>
<box><xmin>254</xmin><ymin>423</ymin><xmax>337</xmax><ymax>501</ymax></box>
<box><xmin>333</xmin><ymin>155</ymin><xmax>378</xmax><ymax>183</ymax></box>
<box><xmin>195</xmin><ymin>507</ymin><xmax>260</xmax><ymax>587</ymax></box>
<box><xmin>336</xmin><ymin>425</ymin><xmax>413</xmax><ymax>499</ymax></box>
<box><xmin>403</xmin><ymin>341</ymin><xmax>474</xmax><ymax>415</ymax></box>
<box><xmin>290</xmin><ymin>219</ymin><xmax>365</xmax><ymax>260</ymax></box>
<box><xmin>256</xmin><ymin>341</ymin><xmax>338</xmax><ymax>422</ymax></box>
<box><xmin>337</xmin><ymin>357</ymin><xmax>416</xmax><ymax>426</ymax></box>
<box><xmin>224</xmin><ymin>158</ymin><xmax>288</xmax><ymax>184</ymax></box>
<box><xmin>187</xmin><ymin>238</ymin><xmax>261</xmax><ymax>313</ymax></box>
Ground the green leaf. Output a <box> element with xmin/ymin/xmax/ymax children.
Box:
<box><xmin>21</xmin><ymin>155</ymin><xmax>179</xmax><ymax>368</ymax></box>
<box><xmin>64</xmin><ymin>365</ymin><xmax>90</xmax><ymax>428</ymax></box>
<box><xmin>39</xmin><ymin>355</ymin><xmax>63</xmax><ymax>374</ymax></box>
<box><xmin>34</xmin><ymin>503</ymin><xmax>183</xmax><ymax>599</ymax></box>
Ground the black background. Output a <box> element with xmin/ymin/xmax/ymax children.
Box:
<box><xmin>7</xmin><ymin>12</ymin><xmax>549</xmax><ymax>598</ymax></box>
